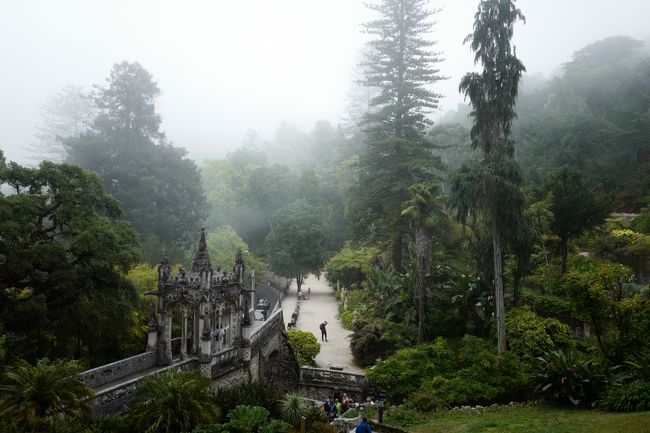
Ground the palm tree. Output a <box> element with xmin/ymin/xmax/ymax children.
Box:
<box><xmin>453</xmin><ymin>0</ymin><xmax>526</xmax><ymax>353</ymax></box>
<box><xmin>127</xmin><ymin>370</ymin><xmax>220</xmax><ymax>433</ymax></box>
<box><xmin>0</xmin><ymin>358</ymin><xmax>94</xmax><ymax>430</ymax></box>
<box><xmin>401</xmin><ymin>182</ymin><xmax>444</xmax><ymax>343</ymax></box>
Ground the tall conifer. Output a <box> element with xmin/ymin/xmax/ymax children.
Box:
<box><xmin>351</xmin><ymin>0</ymin><xmax>445</xmax><ymax>269</ymax></box>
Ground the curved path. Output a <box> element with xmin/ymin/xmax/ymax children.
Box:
<box><xmin>281</xmin><ymin>274</ymin><xmax>362</xmax><ymax>374</ymax></box>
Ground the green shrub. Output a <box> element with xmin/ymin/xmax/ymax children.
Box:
<box><xmin>531</xmin><ymin>349</ymin><xmax>608</xmax><ymax>407</ymax></box>
<box><xmin>506</xmin><ymin>308</ymin><xmax>574</xmax><ymax>360</ymax></box>
<box><xmin>407</xmin><ymin>337</ymin><xmax>532</xmax><ymax>410</ymax></box>
<box><xmin>631</xmin><ymin>212</ymin><xmax>650</xmax><ymax>234</ymax></box>
<box><xmin>366</xmin><ymin>338</ymin><xmax>455</xmax><ymax>402</ymax></box>
<box><xmin>350</xmin><ymin>319</ymin><xmax>416</xmax><ymax>367</ymax></box>
<box><xmin>91</xmin><ymin>414</ymin><xmax>129</xmax><ymax>433</ymax></box>
<box><xmin>227</xmin><ymin>405</ymin><xmax>269</xmax><ymax>433</ymax></box>
<box><xmin>287</xmin><ymin>330</ymin><xmax>320</xmax><ymax>367</ymax></box>
<box><xmin>600</xmin><ymin>381</ymin><xmax>650</xmax><ymax>412</ymax></box>
<box><xmin>384</xmin><ymin>405</ymin><xmax>426</xmax><ymax>427</ymax></box>
<box><xmin>339</xmin><ymin>310</ymin><xmax>355</xmax><ymax>329</ymax></box>
<box><xmin>191</xmin><ymin>424</ymin><xmax>230</xmax><ymax>433</ymax></box>
<box><xmin>520</xmin><ymin>290</ymin><xmax>575</xmax><ymax>319</ymax></box>
<box><xmin>214</xmin><ymin>382</ymin><xmax>282</xmax><ymax>418</ymax></box>
<box><xmin>260</xmin><ymin>419</ymin><xmax>291</xmax><ymax>433</ymax></box>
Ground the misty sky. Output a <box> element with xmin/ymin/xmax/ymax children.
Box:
<box><xmin>2</xmin><ymin>0</ymin><xmax>649</xmax><ymax>165</ymax></box>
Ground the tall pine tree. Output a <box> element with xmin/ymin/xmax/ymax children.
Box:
<box><xmin>350</xmin><ymin>0</ymin><xmax>445</xmax><ymax>269</ymax></box>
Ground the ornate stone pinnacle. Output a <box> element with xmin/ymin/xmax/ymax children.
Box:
<box><xmin>191</xmin><ymin>228</ymin><xmax>212</xmax><ymax>273</ymax></box>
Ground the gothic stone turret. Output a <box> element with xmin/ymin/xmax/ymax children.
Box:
<box><xmin>149</xmin><ymin>229</ymin><xmax>249</xmax><ymax>370</ymax></box>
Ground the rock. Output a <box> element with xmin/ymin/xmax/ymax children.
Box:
<box><xmin>475</xmin><ymin>405</ymin><xmax>484</xmax><ymax>410</ymax></box>
<box><xmin>461</xmin><ymin>405</ymin><xmax>471</xmax><ymax>410</ymax></box>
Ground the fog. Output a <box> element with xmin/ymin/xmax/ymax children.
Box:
<box><xmin>1</xmin><ymin>0</ymin><xmax>649</xmax><ymax>164</ymax></box>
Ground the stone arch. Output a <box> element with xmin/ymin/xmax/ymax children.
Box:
<box><xmin>259</xmin><ymin>332</ymin><xmax>299</xmax><ymax>392</ymax></box>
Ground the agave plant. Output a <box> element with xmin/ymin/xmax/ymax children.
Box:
<box><xmin>278</xmin><ymin>393</ymin><xmax>310</xmax><ymax>428</ymax></box>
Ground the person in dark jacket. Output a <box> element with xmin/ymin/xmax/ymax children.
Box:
<box><xmin>356</xmin><ymin>416</ymin><xmax>372</xmax><ymax>433</ymax></box>
<box><xmin>319</xmin><ymin>321</ymin><xmax>328</xmax><ymax>342</ymax></box>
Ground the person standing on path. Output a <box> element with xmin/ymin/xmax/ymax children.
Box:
<box><xmin>307</xmin><ymin>286</ymin><xmax>311</xmax><ymax>299</ymax></box>
<box><xmin>320</xmin><ymin>321</ymin><xmax>328</xmax><ymax>342</ymax></box>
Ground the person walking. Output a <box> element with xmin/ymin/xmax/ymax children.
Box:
<box><xmin>307</xmin><ymin>286</ymin><xmax>311</xmax><ymax>299</ymax></box>
<box><xmin>319</xmin><ymin>321</ymin><xmax>328</xmax><ymax>342</ymax></box>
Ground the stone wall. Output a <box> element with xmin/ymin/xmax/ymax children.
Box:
<box><xmin>212</xmin><ymin>362</ymin><xmax>250</xmax><ymax>392</ymax></box>
<box><xmin>80</xmin><ymin>351</ymin><xmax>156</xmax><ymax>389</ymax></box>
<box><xmin>298</xmin><ymin>367</ymin><xmax>367</xmax><ymax>401</ymax></box>
<box><xmin>84</xmin><ymin>306</ymin><xmax>300</xmax><ymax>414</ymax></box>
<box><xmin>90</xmin><ymin>358</ymin><xmax>198</xmax><ymax>414</ymax></box>
<box><xmin>258</xmin><ymin>330</ymin><xmax>300</xmax><ymax>393</ymax></box>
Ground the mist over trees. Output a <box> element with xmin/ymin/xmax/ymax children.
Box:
<box><xmin>3</xmin><ymin>0</ymin><xmax>650</xmax><ymax>429</ymax></box>
<box><xmin>24</xmin><ymin>86</ymin><xmax>95</xmax><ymax>162</ymax></box>
<box><xmin>65</xmin><ymin>61</ymin><xmax>207</xmax><ymax>255</ymax></box>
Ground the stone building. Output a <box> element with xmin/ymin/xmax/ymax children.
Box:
<box><xmin>146</xmin><ymin>228</ymin><xmax>253</xmax><ymax>373</ymax></box>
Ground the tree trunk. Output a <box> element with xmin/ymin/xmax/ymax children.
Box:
<box><xmin>492</xmin><ymin>221</ymin><xmax>507</xmax><ymax>353</ymax></box>
<box><xmin>391</xmin><ymin>234</ymin><xmax>403</xmax><ymax>272</ymax></box>
<box><xmin>296</xmin><ymin>275</ymin><xmax>303</xmax><ymax>293</ymax></box>
<box><xmin>560</xmin><ymin>235</ymin><xmax>568</xmax><ymax>274</ymax></box>
<box><xmin>415</xmin><ymin>226</ymin><xmax>432</xmax><ymax>343</ymax></box>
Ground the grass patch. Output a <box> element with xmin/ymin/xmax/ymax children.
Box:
<box><xmin>341</xmin><ymin>406</ymin><xmax>378</xmax><ymax>420</ymax></box>
<box><xmin>405</xmin><ymin>404</ymin><xmax>650</xmax><ymax>433</ymax></box>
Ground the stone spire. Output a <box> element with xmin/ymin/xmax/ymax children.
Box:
<box><xmin>191</xmin><ymin>228</ymin><xmax>212</xmax><ymax>273</ymax></box>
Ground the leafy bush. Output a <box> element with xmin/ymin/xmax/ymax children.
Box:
<box><xmin>227</xmin><ymin>405</ymin><xmax>269</xmax><ymax>433</ymax></box>
<box><xmin>384</xmin><ymin>405</ymin><xmax>426</xmax><ymax>427</ymax></box>
<box><xmin>531</xmin><ymin>349</ymin><xmax>608</xmax><ymax>407</ymax></box>
<box><xmin>520</xmin><ymin>290</ymin><xmax>575</xmax><ymax>320</ymax></box>
<box><xmin>631</xmin><ymin>211</ymin><xmax>650</xmax><ymax>234</ymax></box>
<box><xmin>366</xmin><ymin>338</ymin><xmax>455</xmax><ymax>402</ymax></box>
<box><xmin>406</xmin><ymin>336</ymin><xmax>531</xmax><ymax>410</ymax></box>
<box><xmin>349</xmin><ymin>319</ymin><xmax>415</xmax><ymax>367</ymax></box>
<box><xmin>600</xmin><ymin>381</ymin><xmax>650</xmax><ymax>412</ymax></box>
<box><xmin>260</xmin><ymin>419</ymin><xmax>291</xmax><ymax>433</ymax></box>
<box><xmin>91</xmin><ymin>414</ymin><xmax>129</xmax><ymax>433</ymax></box>
<box><xmin>191</xmin><ymin>424</ymin><xmax>230</xmax><ymax>433</ymax></box>
<box><xmin>506</xmin><ymin>308</ymin><xmax>574</xmax><ymax>360</ymax></box>
<box><xmin>287</xmin><ymin>330</ymin><xmax>320</xmax><ymax>366</ymax></box>
<box><xmin>214</xmin><ymin>382</ymin><xmax>282</xmax><ymax>418</ymax></box>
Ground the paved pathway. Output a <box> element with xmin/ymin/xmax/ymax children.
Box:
<box><xmin>282</xmin><ymin>274</ymin><xmax>362</xmax><ymax>374</ymax></box>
